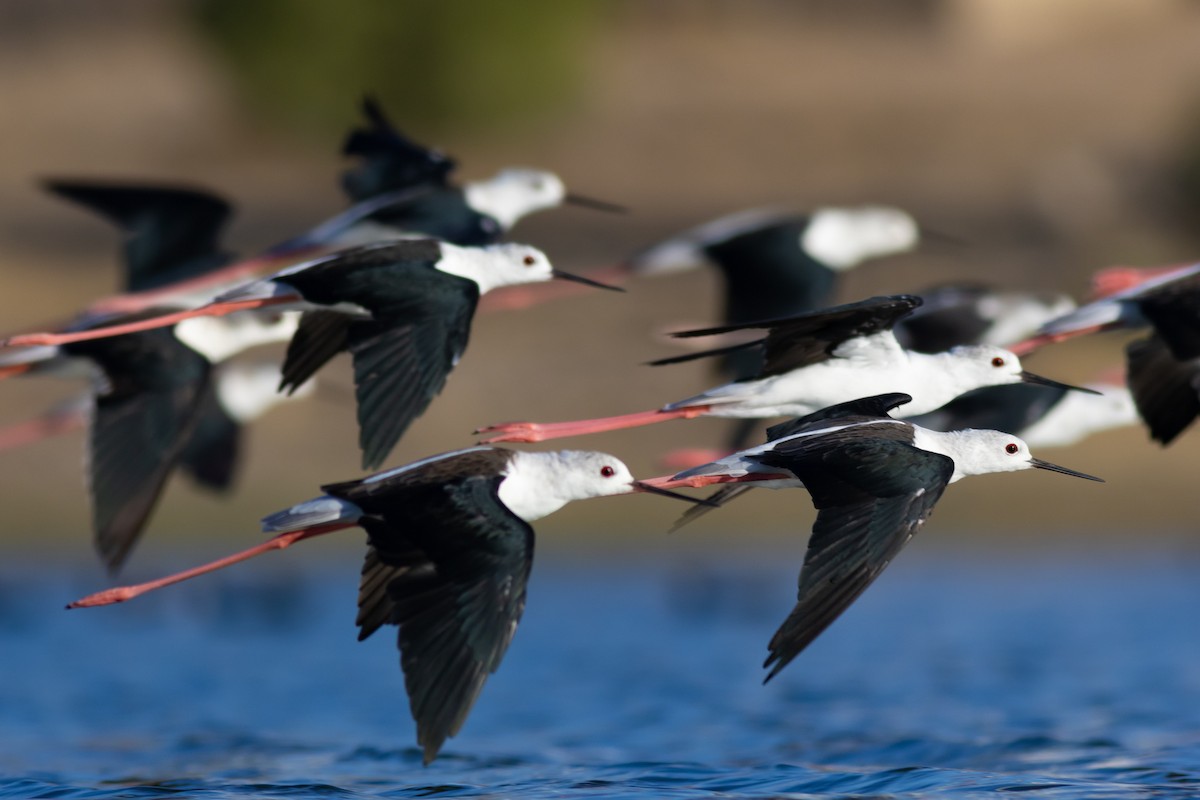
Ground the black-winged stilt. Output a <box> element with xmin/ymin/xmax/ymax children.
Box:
<box><xmin>66</xmin><ymin>446</ymin><xmax>708</xmax><ymax>763</ymax></box>
<box><xmin>641</xmin><ymin>393</ymin><xmax>1103</xmax><ymax>680</ymax></box>
<box><xmin>477</xmin><ymin>295</ymin><xmax>1098</xmax><ymax>444</ymax></box>
<box><xmin>896</xmin><ymin>283</ymin><xmax>1076</xmax><ymax>355</ymax></box>
<box><xmin>10</xmin><ymin>240</ymin><xmax>623</xmax><ymax>468</ymax></box>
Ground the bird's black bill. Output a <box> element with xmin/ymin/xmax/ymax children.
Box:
<box><xmin>918</xmin><ymin>226</ymin><xmax>967</xmax><ymax>247</ymax></box>
<box><xmin>1019</xmin><ymin>371</ymin><xmax>1103</xmax><ymax>395</ymax></box>
<box><xmin>564</xmin><ymin>193</ymin><xmax>627</xmax><ymax>214</ymax></box>
<box><xmin>633</xmin><ymin>481</ymin><xmax>720</xmax><ymax>506</ymax></box>
<box><xmin>551</xmin><ymin>269</ymin><xmax>625</xmax><ymax>292</ymax></box>
<box><xmin>1030</xmin><ymin>458</ymin><xmax>1105</xmax><ymax>482</ymax></box>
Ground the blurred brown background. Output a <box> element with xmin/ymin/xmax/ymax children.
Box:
<box><xmin>2</xmin><ymin>0</ymin><xmax>1200</xmax><ymax>565</ymax></box>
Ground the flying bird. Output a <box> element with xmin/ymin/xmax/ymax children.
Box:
<box><xmin>641</xmin><ymin>393</ymin><xmax>1103</xmax><ymax>680</ymax></box>
<box><xmin>67</xmin><ymin>446</ymin><xmax>709</xmax><ymax>762</ymax></box>
<box><xmin>10</xmin><ymin>240</ymin><xmax>624</xmax><ymax>468</ymax></box>
<box><xmin>478</xmin><ymin>295</ymin><xmax>1098</xmax><ymax>444</ymax></box>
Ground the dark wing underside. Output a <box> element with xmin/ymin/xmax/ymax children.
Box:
<box><xmin>649</xmin><ymin>295</ymin><xmax>921</xmax><ymax>378</ymax></box>
<box><xmin>895</xmin><ymin>283</ymin><xmax>993</xmax><ymax>353</ymax></box>
<box><xmin>754</xmin><ymin>436</ymin><xmax>952</xmax><ymax>681</ymax></box>
<box><xmin>69</xmin><ymin>328</ymin><xmax>213</xmax><ymax>572</ymax></box>
<box><xmin>904</xmin><ymin>383</ymin><xmax>1067</xmax><ymax>436</ymax></box>
<box><xmin>278</xmin><ymin>311</ymin><xmax>352</xmax><ymax>394</ymax></box>
<box><xmin>1126</xmin><ymin>334</ymin><xmax>1200</xmax><ymax>445</ymax></box>
<box><xmin>179</xmin><ymin>387</ymin><xmax>241</xmax><ymax>492</ymax></box>
<box><xmin>275</xmin><ymin>244</ymin><xmax>480</xmax><ymax>469</ymax></box>
<box><xmin>1137</xmin><ymin>286</ymin><xmax>1200</xmax><ymax>361</ymax></box>
<box><xmin>43</xmin><ymin>180</ymin><xmax>233</xmax><ymax>292</ymax></box>
<box><xmin>330</xmin><ymin>463</ymin><xmax>532</xmax><ymax>764</ymax></box>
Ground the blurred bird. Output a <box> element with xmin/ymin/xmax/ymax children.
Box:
<box><xmin>896</xmin><ymin>282</ymin><xmax>1076</xmax><ymax>355</ymax></box>
<box><xmin>67</xmin><ymin>446</ymin><xmax>709</xmax><ymax>762</ymax></box>
<box><xmin>478</xmin><ymin>295</ymin><xmax>1098</xmax><ymax>444</ymax></box>
<box><xmin>906</xmin><ymin>378</ymin><xmax>1136</xmax><ymax>448</ymax></box>
<box><xmin>266</xmin><ymin>96</ymin><xmax>625</xmax><ymax>256</ymax></box>
<box><xmin>1013</xmin><ymin>266</ymin><xmax>1200</xmax><ymax>444</ymax></box>
<box><xmin>894</xmin><ymin>283</ymin><xmax>1134</xmax><ymax>448</ymax></box>
<box><xmin>641</xmin><ymin>393</ymin><xmax>1103</xmax><ymax>680</ymax></box>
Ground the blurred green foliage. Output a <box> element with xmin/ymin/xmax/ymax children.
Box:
<box><xmin>189</xmin><ymin>0</ymin><xmax>607</xmax><ymax>138</ymax></box>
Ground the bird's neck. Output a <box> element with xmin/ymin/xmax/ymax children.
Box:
<box><xmin>496</xmin><ymin>452</ymin><xmax>575</xmax><ymax>522</ymax></box>
<box><xmin>433</xmin><ymin>243</ymin><xmax>507</xmax><ymax>295</ymax></box>
<box><xmin>909</xmin><ymin>427</ymin><xmax>975</xmax><ymax>483</ymax></box>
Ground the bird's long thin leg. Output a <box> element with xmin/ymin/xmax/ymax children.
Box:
<box><xmin>5</xmin><ymin>296</ymin><xmax>295</xmax><ymax>348</ymax></box>
<box><xmin>66</xmin><ymin>522</ymin><xmax>356</xmax><ymax>609</ymax></box>
<box><xmin>475</xmin><ymin>405</ymin><xmax>713</xmax><ymax>444</ymax></box>
<box><xmin>0</xmin><ymin>405</ymin><xmax>85</xmax><ymax>451</ymax></box>
<box><xmin>1009</xmin><ymin>324</ymin><xmax>1113</xmax><ymax>357</ymax></box>
<box><xmin>637</xmin><ymin>472</ymin><xmax>792</xmax><ymax>491</ymax></box>
<box><xmin>86</xmin><ymin>249</ymin><xmax>315</xmax><ymax>315</ymax></box>
<box><xmin>1089</xmin><ymin>264</ymin><xmax>1189</xmax><ymax>299</ymax></box>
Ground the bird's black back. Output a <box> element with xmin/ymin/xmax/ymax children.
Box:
<box><xmin>365</xmin><ymin>186</ymin><xmax>502</xmax><ymax>246</ymax></box>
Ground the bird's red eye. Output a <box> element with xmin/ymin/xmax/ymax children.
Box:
<box><xmin>600</xmin><ymin>465</ymin><xmax>615</xmax><ymax>477</ymax></box>
<box><xmin>992</xmin><ymin>357</ymin><xmax>1006</xmax><ymax>367</ymax></box>
<box><xmin>523</xmin><ymin>255</ymin><xmax>537</xmax><ymax>266</ymax></box>
<box><xmin>1005</xmin><ymin>443</ymin><xmax>1019</xmax><ymax>454</ymax></box>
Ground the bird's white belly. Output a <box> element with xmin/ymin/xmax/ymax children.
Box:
<box><xmin>688</xmin><ymin>360</ymin><xmax>926</xmax><ymax>418</ymax></box>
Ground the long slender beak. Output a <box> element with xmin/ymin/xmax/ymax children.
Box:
<box><xmin>551</xmin><ymin>269</ymin><xmax>626</xmax><ymax>292</ymax></box>
<box><xmin>918</xmin><ymin>226</ymin><xmax>967</xmax><ymax>247</ymax></box>
<box><xmin>565</xmin><ymin>193</ymin><xmax>627</xmax><ymax>214</ymax></box>
<box><xmin>1019</xmin><ymin>370</ymin><xmax>1103</xmax><ymax>395</ymax></box>
<box><xmin>1030</xmin><ymin>458</ymin><xmax>1105</xmax><ymax>482</ymax></box>
<box><xmin>632</xmin><ymin>481</ymin><xmax>719</xmax><ymax>506</ymax></box>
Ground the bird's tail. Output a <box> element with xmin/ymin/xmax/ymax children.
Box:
<box><xmin>261</xmin><ymin>496</ymin><xmax>362</xmax><ymax>533</ymax></box>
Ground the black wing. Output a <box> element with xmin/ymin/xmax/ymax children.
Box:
<box><xmin>1126</xmin><ymin>334</ymin><xmax>1200</xmax><ymax>445</ymax></box>
<box><xmin>895</xmin><ymin>283</ymin><xmax>993</xmax><ymax>353</ymax></box>
<box><xmin>755</xmin><ymin>437</ymin><xmax>953</xmax><ymax>681</ymax></box>
<box><xmin>340</xmin><ymin>96</ymin><xmax>457</xmax><ymax>203</ymax></box>
<box><xmin>905</xmin><ymin>383</ymin><xmax>1067</xmax><ymax>436</ymax></box>
<box><xmin>43</xmin><ymin>180</ymin><xmax>233</xmax><ymax>292</ymax></box>
<box><xmin>178</xmin><ymin>386</ymin><xmax>241</xmax><ymax>492</ymax></box>
<box><xmin>329</xmin><ymin>464</ymin><xmax>531</xmax><ymax>764</ymax></box>
<box><xmin>278</xmin><ymin>311</ymin><xmax>353</xmax><ymax>394</ymax></box>
<box><xmin>275</xmin><ymin>242</ymin><xmax>480</xmax><ymax>469</ymax></box>
<box><xmin>650</xmin><ymin>296</ymin><xmax>921</xmax><ymax>378</ymax></box>
<box><xmin>1137</xmin><ymin>286</ymin><xmax>1200</xmax><ymax>361</ymax></box>
<box><xmin>672</xmin><ymin>395</ymin><xmax>916</xmax><ymax>530</ymax></box>
<box><xmin>66</xmin><ymin>327</ymin><xmax>212</xmax><ymax>572</ymax></box>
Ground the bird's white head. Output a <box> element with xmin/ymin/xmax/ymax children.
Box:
<box><xmin>802</xmin><ymin>205</ymin><xmax>919</xmax><ymax>270</ymax></box>
<box><xmin>463</xmin><ymin>168</ymin><xmax>566</xmax><ymax>230</ymax></box>
<box><xmin>913</xmin><ymin>427</ymin><xmax>1103</xmax><ymax>484</ymax></box>
<box><xmin>939</xmin><ymin>345</ymin><xmax>1097</xmax><ymax>399</ymax></box>
<box><xmin>499</xmin><ymin>450</ymin><xmax>637</xmax><ymax>522</ymax></box>
<box><xmin>435</xmin><ymin>241</ymin><xmax>554</xmax><ymax>294</ymax></box>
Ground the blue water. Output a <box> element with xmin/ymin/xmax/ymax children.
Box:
<box><xmin>2</xmin><ymin>538</ymin><xmax>1199</xmax><ymax>798</ymax></box>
